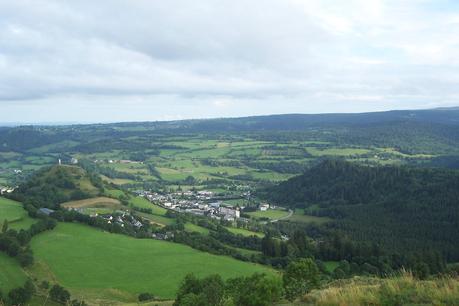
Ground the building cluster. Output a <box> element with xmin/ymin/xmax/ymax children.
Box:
<box><xmin>136</xmin><ymin>190</ymin><xmax>243</xmax><ymax>222</ymax></box>
<box><xmin>98</xmin><ymin>212</ymin><xmax>144</xmax><ymax>229</ymax></box>
<box><xmin>0</xmin><ymin>185</ymin><xmax>15</xmax><ymax>195</ymax></box>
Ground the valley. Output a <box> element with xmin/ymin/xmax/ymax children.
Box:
<box><xmin>1</xmin><ymin>109</ymin><xmax>459</xmax><ymax>305</ymax></box>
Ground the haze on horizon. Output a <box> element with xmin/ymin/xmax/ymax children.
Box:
<box><xmin>1</xmin><ymin>0</ymin><xmax>459</xmax><ymax>123</ymax></box>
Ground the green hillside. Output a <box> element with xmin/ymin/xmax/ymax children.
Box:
<box><xmin>263</xmin><ymin>159</ymin><xmax>459</xmax><ymax>260</ymax></box>
<box><xmin>0</xmin><ymin>252</ymin><xmax>27</xmax><ymax>292</ymax></box>
<box><xmin>303</xmin><ymin>273</ymin><xmax>459</xmax><ymax>305</ymax></box>
<box><xmin>0</xmin><ymin>197</ymin><xmax>36</xmax><ymax>230</ymax></box>
<box><xmin>30</xmin><ymin>223</ymin><xmax>274</xmax><ymax>301</ymax></box>
<box><xmin>11</xmin><ymin>165</ymin><xmax>102</xmax><ymax>209</ymax></box>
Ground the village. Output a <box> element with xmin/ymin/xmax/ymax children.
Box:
<box><xmin>135</xmin><ymin>189</ymin><xmax>271</xmax><ymax>222</ymax></box>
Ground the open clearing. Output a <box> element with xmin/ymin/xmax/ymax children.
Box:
<box><xmin>60</xmin><ymin>197</ymin><xmax>122</xmax><ymax>209</ymax></box>
<box><xmin>247</xmin><ymin>209</ymin><xmax>290</xmax><ymax>220</ymax></box>
<box><xmin>30</xmin><ymin>223</ymin><xmax>273</xmax><ymax>300</ymax></box>
<box><xmin>226</xmin><ymin>227</ymin><xmax>264</xmax><ymax>238</ymax></box>
<box><xmin>0</xmin><ymin>197</ymin><xmax>36</xmax><ymax>230</ymax></box>
<box><xmin>287</xmin><ymin>209</ymin><xmax>332</xmax><ymax>224</ymax></box>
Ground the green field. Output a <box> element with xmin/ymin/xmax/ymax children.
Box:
<box><xmin>247</xmin><ymin>209</ymin><xmax>290</xmax><ymax>220</ymax></box>
<box><xmin>324</xmin><ymin>261</ymin><xmax>340</xmax><ymax>273</ymax></box>
<box><xmin>130</xmin><ymin>196</ymin><xmax>167</xmax><ymax>215</ymax></box>
<box><xmin>287</xmin><ymin>209</ymin><xmax>332</xmax><ymax>224</ymax></box>
<box><xmin>0</xmin><ymin>252</ymin><xmax>27</xmax><ymax>292</ymax></box>
<box><xmin>226</xmin><ymin>227</ymin><xmax>264</xmax><ymax>238</ymax></box>
<box><xmin>30</xmin><ymin>223</ymin><xmax>273</xmax><ymax>301</ymax></box>
<box><xmin>0</xmin><ymin>197</ymin><xmax>36</xmax><ymax>230</ymax></box>
<box><xmin>185</xmin><ymin>222</ymin><xmax>210</xmax><ymax>234</ymax></box>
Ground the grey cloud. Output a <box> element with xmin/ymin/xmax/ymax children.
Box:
<box><xmin>0</xmin><ymin>0</ymin><xmax>458</xmax><ymax>122</ymax></box>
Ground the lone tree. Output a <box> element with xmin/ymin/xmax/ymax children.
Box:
<box><xmin>283</xmin><ymin>258</ymin><xmax>320</xmax><ymax>301</ymax></box>
<box><xmin>2</xmin><ymin>219</ymin><xmax>8</xmax><ymax>233</ymax></box>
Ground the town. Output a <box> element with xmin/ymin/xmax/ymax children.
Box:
<box><xmin>135</xmin><ymin>189</ymin><xmax>271</xmax><ymax>222</ymax></box>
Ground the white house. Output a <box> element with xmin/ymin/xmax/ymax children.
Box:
<box><xmin>259</xmin><ymin>203</ymin><xmax>270</xmax><ymax>211</ymax></box>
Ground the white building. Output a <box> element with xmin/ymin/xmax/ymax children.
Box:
<box><xmin>259</xmin><ymin>203</ymin><xmax>270</xmax><ymax>211</ymax></box>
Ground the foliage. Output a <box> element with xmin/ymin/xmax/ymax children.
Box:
<box><xmin>49</xmin><ymin>284</ymin><xmax>71</xmax><ymax>304</ymax></box>
<box><xmin>263</xmin><ymin>159</ymin><xmax>459</xmax><ymax>261</ymax></box>
<box><xmin>283</xmin><ymin>258</ymin><xmax>320</xmax><ymax>301</ymax></box>
<box><xmin>174</xmin><ymin>273</ymin><xmax>283</xmax><ymax>306</ymax></box>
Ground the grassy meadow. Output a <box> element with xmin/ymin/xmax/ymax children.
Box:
<box><xmin>0</xmin><ymin>196</ymin><xmax>36</xmax><ymax>230</ymax></box>
<box><xmin>247</xmin><ymin>209</ymin><xmax>290</xmax><ymax>220</ymax></box>
<box><xmin>0</xmin><ymin>252</ymin><xmax>27</xmax><ymax>292</ymax></box>
<box><xmin>29</xmin><ymin>223</ymin><xmax>274</xmax><ymax>301</ymax></box>
<box><xmin>286</xmin><ymin>209</ymin><xmax>332</xmax><ymax>224</ymax></box>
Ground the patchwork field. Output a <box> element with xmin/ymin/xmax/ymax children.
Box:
<box><xmin>0</xmin><ymin>196</ymin><xmax>36</xmax><ymax>230</ymax></box>
<box><xmin>30</xmin><ymin>223</ymin><xmax>274</xmax><ymax>301</ymax></box>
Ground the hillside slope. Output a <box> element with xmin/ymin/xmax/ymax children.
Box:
<box><xmin>263</xmin><ymin>160</ymin><xmax>459</xmax><ymax>260</ymax></box>
<box><xmin>30</xmin><ymin>222</ymin><xmax>273</xmax><ymax>301</ymax></box>
<box><xmin>11</xmin><ymin>165</ymin><xmax>102</xmax><ymax>209</ymax></box>
<box><xmin>303</xmin><ymin>273</ymin><xmax>459</xmax><ymax>305</ymax></box>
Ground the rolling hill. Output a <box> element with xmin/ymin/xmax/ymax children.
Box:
<box><xmin>11</xmin><ymin>164</ymin><xmax>102</xmax><ymax>209</ymax></box>
<box><xmin>263</xmin><ymin>159</ymin><xmax>459</xmax><ymax>260</ymax></box>
<box><xmin>29</xmin><ymin>222</ymin><xmax>273</xmax><ymax>301</ymax></box>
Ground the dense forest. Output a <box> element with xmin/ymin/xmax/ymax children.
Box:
<box><xmin>263</xmin><ymin>159</ymin><xmax>459</xmax><ymax>261</ymax></box>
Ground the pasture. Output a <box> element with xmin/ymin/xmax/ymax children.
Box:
<box><xmin>287</xmin><ymin>209</ymin><xmax>332</xmax><ymax>224</ymax></box>
<box><xmin>61</xmin><ymin>197</ymin><xmax>122</xmax><ymax>209</ymax></box>
<box><xmin>0</xmin><ymin>252</ymin><xmax>27</xmax><ymax>292</ymax></box>
<box><xmin>0</xmin><ymin>197</ymin><xmax>36</xmax><ymax>230</ymax></box>
<box><xmin>30</xmin><ymin>223</ymin><xmax>274</xmax><ymax>301</ymax></box>
<box><xmin>225</xmin><ymin>227</ymin><xmax>264</xmax><ymax>238</ymax></box>
<box><xmin>247</xmin><ymin>209</ymin><xmax>290</xmax><ymax>220</ymax></box>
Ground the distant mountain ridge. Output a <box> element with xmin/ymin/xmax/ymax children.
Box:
<box><xmin>1</xmin><ymin>107</ymin><xmax>459</xmax><ymax>154</ymax></box>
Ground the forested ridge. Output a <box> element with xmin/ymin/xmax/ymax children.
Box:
<box><xmin>263</xmin><ymin>159</ymin><xmax>459</xmax><ymax>260</ymax></box>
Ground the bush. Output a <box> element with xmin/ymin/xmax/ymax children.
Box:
<box><xmin>138</xmin><ymin>292</ymin><xmax>155</xmax><ymax>301</ymax></box>
<box><xmin>50</xmin><ymin>284</ymin><xmax>71</xmax><ymax>303</ymax></box>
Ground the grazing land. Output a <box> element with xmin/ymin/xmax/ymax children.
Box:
<box><xmin>0</xmin><ymin>252</ymin><xmax>27</xmax><ymax>292</ymax></box>
<box><xmin>61</xmin><ymin>197</ymin><xmax>121</xmax><ymax>209</ymax></box>
<box><xmin>0</xmin><ymin>196</ymin><xmax>36</xmax><ymax>230</ymax></box>
<box><xmin>29</xmin><ymin>223</ymin><xmax>274</xmax><ymax>301</ymax></box>
<box><xmin>286</xmin><ymin>209</ymin><xmax>332</xmax><ymax>224</ymax></box>
<box><xmin>225</xmin><ymin>226</ymin><xmax>264</xmax><ymax>238</ymax></box>
<box><xmin>247</xmin><ymin>209</ymin><xmax>290</xmax><ymax>220</ymax></box>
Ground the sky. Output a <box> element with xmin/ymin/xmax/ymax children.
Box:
<box><xmin>0</xmin><ymin>0</ymin><xmax>459</xmax><ymax>123</ymax></box>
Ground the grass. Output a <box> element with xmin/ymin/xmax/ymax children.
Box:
<box><xmin>184</xmin><ymin>222</ymin><xmax>210</xmax><ymax>235</ymax></box>
<box><xmin>130</xmin><ymin>196</ymin><xmax>167</xmax><ymax>215</ymax></box>
<box><xmin>287</xmin><ymin>209</ymin><xmax>332</xmax><ymax>224</ymax></box>
<box><xmin>305</xmin><ymin>147</ymin><xmax>371</xmax><ymax>157</ymax></box>
<box><xmin>0</xmin><ymin>252</ymin><xmax>27</xmax><ymax>292</ymax></box>
<box><xmin>225</xmin><ymin>227</ymin><xmax>264</xmax><ymax>238</ymax></box>
<box><xmin>60</xmin><ymin>197</ymin><xmax>122</xmax><ymax>209</ymax></box>
<box><xmin>30</xmin><ymin>223</ymin><xmax>274</xmax><ymax>301</ymax></box>
<box><xmin>303</xmin><ymin>272</ymin><xmax>459</xmax><ymax>305</ymax></box>
<box><xmin>137</xmin><ymin>212</ymin><xmax>175</xmax><ymax>226</ymax></box>
<box><xmin>0</xmin><ymin>197</ymin><xmax>36</xmax><ymax>230</ymax></box>
<box><xmin>104</xmin><ymin>188</ymin><xmax>126</xmax><ymax>198</ymax></box>
<box><xmin>247</xmin><ymin>209</ymin><xmax>290</xmax><ymax>220</ymax></box>
<box><xmin>324</xmin><ymin>261</ymin><xmax>340</xmax><ymax>273</ymax></box>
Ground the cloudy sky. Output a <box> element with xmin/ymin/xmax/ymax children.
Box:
<box><xmin>1</xmin><ymin>0</ymin><xmax>458</xmax><ymax>123</ymax></box>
